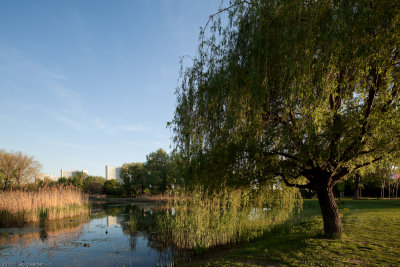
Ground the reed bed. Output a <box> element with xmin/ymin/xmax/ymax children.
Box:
<box><xmin>158</xmin><ymin>185</ymin><xmax>302</xmax><ymax>250</ymax></box>
<box><xmin>0</xmin><ymin>186</ymin><xmax>90</xmax><ymax>226</ymax></box>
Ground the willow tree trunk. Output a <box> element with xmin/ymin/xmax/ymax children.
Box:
<box><xmin>354</xmin><ymin>173</ymin><xmax>361</xmax><ymax>200</ymax></box>
<box><xmin>316</xmin><ymin>185</ymin><xmax>343</xmax><ymax>239</ymax></box>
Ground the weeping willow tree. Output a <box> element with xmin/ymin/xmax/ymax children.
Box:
<box><xmin>171</xmin><ymin>0</ymin><xmax>400</xmax><ymax>238</ymax></box>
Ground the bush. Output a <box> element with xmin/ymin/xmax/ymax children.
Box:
<box><xmin>86</xmin><ymin>182</ymin><xmax>104</xmax><ymax>194</ymax></box>
<box><xmin>104</xmin><ymin>179</ymin><xmax>122</xmax><ymax>196</ymax></box>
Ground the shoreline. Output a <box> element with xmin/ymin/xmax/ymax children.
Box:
<box><xmin>89</xmin><ymin>194</ymin><xmax>171</xmax><ymax>204</ymax></box>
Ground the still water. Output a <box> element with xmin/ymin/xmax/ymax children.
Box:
<box><xmin>0</xmin><ymin>203</ymin><xmax>184</xmax><ymax>266</ymax></box>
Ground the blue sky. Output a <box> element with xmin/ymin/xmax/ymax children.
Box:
<box><xmin>0</xmin><ymin>0</ymin><xmax>222</xmax><ymax>177</ymax></box>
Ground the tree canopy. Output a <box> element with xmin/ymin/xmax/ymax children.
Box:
<box><xmin>0</xmin><ymin>150</ymin><xmax>42</xmax><ymax>190</ymax></box>
<box><xmin>146</xmin><ymin>149</ymin><xmax>169</xmax><ymax>193</ymax></box>
<box><xmin>121</xmin><ymin>162</ymin><xmax>148</xmax><ymax>197</ymax></box>
<box><xmin>171</xmin><ymin>0</ymin><xmax>400</xmax><ymax>238</ymax></box>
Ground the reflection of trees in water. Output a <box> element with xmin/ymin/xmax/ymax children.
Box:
<box><xmin>102</xmin><ymin>203</ymin><xmax>188</xmax><ymax>264</ymax></box>
<box><xmin>0</xmin><ymin>215</ymin><xmax>89</xmax><ymax>248</ymax></box>
<box><xmin>39</xmin><ymin>218</ymin><xmax>48</xmax><ymax>241</ymax></box>
<box><xmin>105</xmin><ymin>205</ymin><xmax>123</xmax><ymax>217</ymax></box>
<box><xmin>129</xmin><ymin>235</ymin><xmax>137</xmax><ymax>251</ymax></box>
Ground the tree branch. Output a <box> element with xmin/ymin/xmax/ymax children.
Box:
<box><xmin>358</xmin><ymin>147</ymin><xmax>378</xmax><ymax>156</ymax></box>
<box><xmin>276</xmin><ymin>173</ymin><xmax>311</xmax><ymax>189</ymax></box>
<box><xmin>341</xmin><ymin>68</ymin><xmax>379</xmax><ymax>163</ymax></box>
<box><xmin>331</xmin><ymin>167</ymin><xmax>350</xmax><ymax>183</ymax></box>
<box><xmin>262</xmin><ymin>151</ymin><xmax>301</xmax><ymax>163</ymax></box>
<box><xmin>353</xmin><ymin>155</ymin><xmax>385</xmax><ymax>171</ymax></box>
<box><xmin>381</xmin><ymin>82</ymin><xmax>399</xmax><ymax>112</ymax></box>
<box><xmin>360</xmin><ymin>80</ymin><xmax>377</xmax><ymax>137</ymax></box>
<box><xmin>202</xmin><ymin>1</ymin><xmax>254</xmax><ymax>33</ymax></box>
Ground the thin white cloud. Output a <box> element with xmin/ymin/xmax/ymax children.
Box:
<box><xmin>94</xmin><ymin>118</ymin><xmax>107</xmax><ymax>130</ymax></box>
<box><xmin>0</xmin><ymin>45</ymin><xmax>67</xmax><ymax>82</ymax></box>
<box><xmin>53</xmin><ymin>114</ymin><xmax>86</xmax><ymax>132</ymax></box>
<box><xmin>118</xmin><ymin>124</ymin><xmax>153</xmax><ymax>133</ymax></box>
<box><xmin>40</xmin><ymin>107</ymin><xmax>86</xmax><ymax>132</ymax></box>
<box><xmin>0</xmin><ymin>46</ymin><xmax>90</xmax><ymax>132</ymax></box>
<box><xmin>129</xmin><ymin>140</ymin><xmax>171</xmax><ymax>150</ymax></box>
<box><xmin>45</xmin><ymin>80</ymin><xmax>84</xmax><ymax>115</ymax></box>
<box><xmin>38</xmin><ymin>140</ymin><xmax>93</xmax><ymax>150</ymax></box>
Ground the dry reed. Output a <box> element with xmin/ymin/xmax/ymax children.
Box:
<box><xmin>0</xmin><ymin>185</ymin><xmax>90</xmax><ymax>226</ymax></box>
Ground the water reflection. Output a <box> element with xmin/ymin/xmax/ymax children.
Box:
<box><xmin>0</xmin><ymin>216</ymin><xmax>88</xmax><ymax>249</ymax></box>
<box><xmin>107</xmin><ymin>216</ymin><xmax>118</xmax><ymax>227</ymax></box>
<box><xmin>0</xmin><ymin>203</ymin><xmax>184</xmax><ymax>267</ymax></box>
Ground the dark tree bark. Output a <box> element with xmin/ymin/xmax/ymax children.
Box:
<box><xmin>315</xmin><ymin>184</ymin><xmax>343</xmax><ymax>239</ymax></box>
<box><xmin>285</xmin><ymin>169</ymin><xmax>344</xmax><ymax>239</ymax></box>
<box><xmin>354</xmin><ymin>173</ymin><xmax>361</xmax><ymax>200</ymax></box>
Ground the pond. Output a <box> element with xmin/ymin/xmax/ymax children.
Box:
<box><xmin>0</xmin><ymin>202</ymin><xmax>186</xmax><ymax>267</ymax></box>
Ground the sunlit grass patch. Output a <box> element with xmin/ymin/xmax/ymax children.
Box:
<box><xmin>192</xmin><ymin>199</ymin><xmax>400</xmax><ymax>266</ymax></box>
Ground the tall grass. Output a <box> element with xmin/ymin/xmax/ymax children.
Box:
<box><xmin>0</xmin><ymin>185</ymin><xmax>90</xmax><ymax>226</ymax></box>
<box><xmin>158</xmin><ymin>185</ymin><xmax>302</xmax><ymax>250</ymax></box>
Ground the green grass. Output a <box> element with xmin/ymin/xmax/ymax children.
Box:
<box><xmin>189</xmin><ymin>199</ymin><xmax>400</xmax><ymax>266</ymax></box>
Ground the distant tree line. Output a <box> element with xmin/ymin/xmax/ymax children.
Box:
<box><xmin>54</xmin><ymin>148</ymin><xmax>186</xmax><ymax>197</ymax></box>
<box><xmin>0</xmin><ymin>148</ymin><xmax>186</xmax><ymax>197</ymax></box>
<box><xmin>53</xmin><ymin>148</ymin><xmax>186</xmax><ymax>197</ymax></box>
<box><xmin>1</xmin><ymin>148</ymin><xmax>398</xmax><ymax>199</ymax></box>
<box><xmin>297</xmin><ymin>162</ymin><xmax>400</xmax><ymax>199</ymax></box>
<box><xmin>120</xmin><ymin>148</ymin><xmax>185</xmax><ymax>197</ymax></box>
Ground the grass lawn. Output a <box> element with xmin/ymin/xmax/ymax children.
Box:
<box><xmin>189</xmin><ymin>199</ymin><xmax>400</xmax><ymax>266</ymax></box>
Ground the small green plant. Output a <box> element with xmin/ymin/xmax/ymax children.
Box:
<box><xmin>39</xmin><ymin>208</ymin><xmax>49</xmax><ymax>221</ymax></box>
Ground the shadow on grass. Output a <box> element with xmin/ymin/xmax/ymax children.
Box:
<box><xmin>189</xmin><ymin>216</ymin><xmax>326</xmax><ymax>266</ymax></box>
<box><xmin>227</xmin><ymin>216</ymin><xmax>326</xmax><ymax>264</ymax></box>
<box><xmin>192</xmin><ymin>199</ymin><xmax>400</xmax><ymax>266</ymax></box>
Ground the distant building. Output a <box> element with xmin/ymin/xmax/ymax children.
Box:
<box><xmin>60</xmin><ymin>169</ymin><xmax>88</xmax><ymax>179</ymax></box>
<box><xmin>107</xmin><ymin>216</ymin><xmax>119</xmax><ymax>227</ymax></box>
<box><xmin>106</xmin><ymin>165</ymin><xmax>122</xmax><ymax>183</ymax></box>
